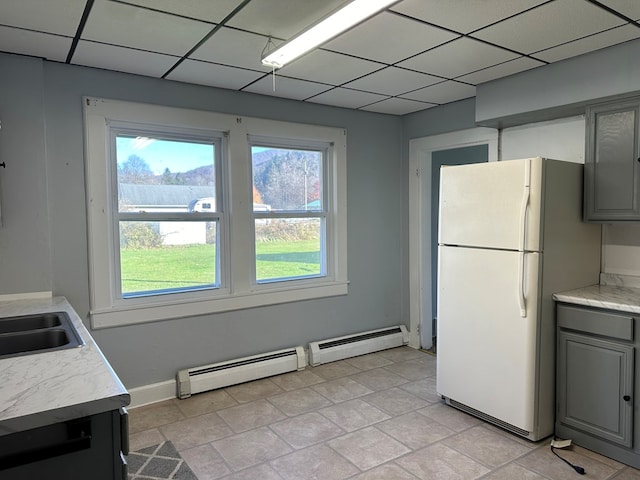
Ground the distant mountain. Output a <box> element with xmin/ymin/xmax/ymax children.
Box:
<box><xmin>125</xmin><ymin>150</ymin><xmax>320</xmax><ymax>211</ymax></box>
<box><xmin>158</xmin><ymin>149</ymin><xmax>283</xmax><ymax>186</ymax></box>
<box><xmin>252</xmin><ymin>149</ymin><xmax>280</xmax><ymax>167</ymax></box>
<box><xmin>159</xmin><ymin>164</ymin><xmax>214</xmax><ymax>186</ymax></box>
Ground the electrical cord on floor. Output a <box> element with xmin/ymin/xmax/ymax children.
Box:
<box><xmin>550</xmin><ymin>440</ymin><xmax>586</xmax><ymax>475</ymax></box>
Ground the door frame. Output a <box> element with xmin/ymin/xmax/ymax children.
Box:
<box><xmin>408</xmin><ymin>127</ymin><xmax>499</xmax><ymax>349</ymax></box>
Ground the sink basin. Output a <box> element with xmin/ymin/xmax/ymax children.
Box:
<box><xmin>0</xmin><ymin>330</ymin><xmax>72</xmax><ymax>356</ymax></box>
<box><xmin>0</xmin><ymin>311</ymin><xmax>84</xmax><ymax>359</ymax></box>
<box><xmin>0</xmin><ymin>312</ymin><xmax>62</xmax><ymax>333</ymax></box>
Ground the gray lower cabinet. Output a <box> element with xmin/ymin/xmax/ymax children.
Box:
<box><xmin>584</xmin><ymin>97</ymin><xmax>640</xmax><ymax>221</ymax></box>
<box><xmin>556</xmin><ymin>303</ymin><xmax>640</xmax><ymax>467</ymax></box>
<box><xmin>0</xmin><ymin>408</ymin><xmax>128</xmax><ymax>479</ymax></box>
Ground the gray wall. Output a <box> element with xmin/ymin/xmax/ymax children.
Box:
<box><xmin>402</xmin><ymin>98</ymin><xmax>477</xmax><ymax>142</ymax></box>
<box><xmin>476</xmin><ymin>38</ymin><xmax>640</xmax><ymax>127</ymax></box>
<box><xmin>0</xmin><ymin>55</ymin><xmax>51</xmax><ymax>294</ymax></box>
<box><xmin>0</xmin><ymin>53</ymin><xmax>405</xmax><ymax>388</ymax></box>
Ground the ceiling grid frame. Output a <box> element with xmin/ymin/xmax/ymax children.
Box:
<box><xmin>0</xmin><ymin>0</ymin><xmax>639</xmax><ymax>115</ymax></box>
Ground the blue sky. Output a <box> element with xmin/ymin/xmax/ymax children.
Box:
<box><xmin>116</xmin><ymin>136</ymin><xmax>214</xmax><ymax>174</ymax></box>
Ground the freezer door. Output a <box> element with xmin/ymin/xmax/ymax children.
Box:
<box><xmin>436</xmin><ymin>245</ymin><xmax>541</xmax><ymax>432</ymax></box>
<box><xmin>438</xmin><ymin>157</ymin><xmax>543</xmax><ymax>251</ymax></box>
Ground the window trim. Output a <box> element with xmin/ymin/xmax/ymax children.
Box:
<box><xmin>109</xmin><ymin>124</ymin><xmax>224</xmax><ymax>300</ymax></box>
<box><xmin>83</xmin><ymin>97</ymin><xmax>348</xmax><ymax>329</ymax></box>
<box><xmin>248</xmin><ymin>136</ymin><xmax>330</xmax><ymax>285</ymax></box>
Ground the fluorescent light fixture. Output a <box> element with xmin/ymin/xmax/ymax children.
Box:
<box><xmin>261</xmin><ymin>0</ymin><xmax>399</xmax><ymax>69</ymax></box>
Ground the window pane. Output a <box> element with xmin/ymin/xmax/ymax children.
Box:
<box><xmin>255</xmin><ymin>218</ymin><xmax>322</xmax><ymax>282</ymax></box>
<box><xmin>252</xmin><ymin>146</ymin><xmax>322</xmax><ymax>211</ymax></box>
<box><xmin>119</xmin><ymin>221</ymin><xmax>218</xmax><ymax>296</ymax></box>
<box><xmin>116</xmin><ymin>135</ymin><xmax>215</xmax><ymax>213</ymax></box>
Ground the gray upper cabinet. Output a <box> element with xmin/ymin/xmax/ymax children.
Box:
<box><xmin>584</xmin><ymin>98</ymin><xmax>640</xmax><ymax>222</ymax></box>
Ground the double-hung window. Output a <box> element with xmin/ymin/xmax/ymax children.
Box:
<box><xmin>113</xmin><ymin>127</ymin><xmax>223</xmax><ymax>298</ymax></box>
<box><xmin>84</xmin><ymin>98</ymin><xmax>347</xmax><ymax>328</ymax></box>
<box><xmin>250</xmin><ymin>138</ymin><xmax>328</xmax><ymax>284</ymax></box>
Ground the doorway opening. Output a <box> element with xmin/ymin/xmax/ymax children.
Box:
<box><xmin>428</xmin><ymin>145</ymin><xmax>488</xmax><ymax>352</ymax></box>
<box><xmin>408</xmin><ymin>128</ymin><xmax>498</xmax><ymax>351</ymax></box>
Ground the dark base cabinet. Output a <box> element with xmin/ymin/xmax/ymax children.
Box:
<box><xmin>0</xmin><ymin>408</ymin><xmax>128</xmax><ymax>480</ymax></box>
<box><xmin>556</xmin><ymin>303</ymin><xmax>640</xmax><ymax>468</ymax></box>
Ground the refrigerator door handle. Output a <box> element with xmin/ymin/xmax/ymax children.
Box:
<box><xmin>518</xmin><ymin>159</ymin><xmax>532</xmax><ymax>253</ymax></box>
<box><xmin>518</xmin><ymin>252</ymin><xmax>527</xmax><ymax>317</ymax></box>
<box><xmin>517</xmin><ymin>159</ymin><xmax>531</xmax><ymax>318</ymax></box>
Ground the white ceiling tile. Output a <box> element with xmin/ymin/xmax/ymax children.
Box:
<box><xmin>3</xmin><ymin>0</ymin><xmax>638</xmax><ymax>115</ymax></box>
<box><xmin>398</xmin><ymin>37</ymin><xmax>518</xmax><ymax>78</ymax></box>
<box><xmin>278</xmin><ymin>49</ymin><xmax>382</xmax><ymax>85</ymax></box>
<box><xmin>191</xmin><ymin>27</ymin><xmax>271</xmax><ymax>72</ymax></box>
<box><xmin>166</xmin><ymin>59</ymin><xmax>265</xmax><ymax>90</ymax></box>
<box><xmin>307</xmin><ymin>87</ymin><xmax>388</xmax><ymax>109</ymax></box>
<box><xmin>532</xmin><ymin>24</ymin><xmax>640</xmax><ymax>63</ymax></box>
<box><xmin>83</xmin><ymin>0</ymin><xmax>212</xmax><ymax>56</ymax></box>
<box><xmin>72</xmin><ymin>41</ymin><xmax>180</xmax><ymax>77</ymax></box>
<box><xmin>390</xmin><ymin>0</ymin><xmax>548</xmax><ymax>34</ymax></box>
<box><xmin>0</xmin><ymin>26</ymin><xmax>72</xmax><ymax>62</ymax></box>
<box><xmin>360</xmin><ymin>97</ymin><xmax>436</xmax><ymax>115</ymax></box>
<box><xmin>227</xmin><ymin>0</ymin><xmax>348</xmax><ymax>39</ymax></box>
<box><xmin>121</xmin><ymin>0</ymin><xmax>243</xmax><ymax>24</ymax></box>
<box><xmin>597</xmin><ymin>0</ymin><xmax>640</xmax><ymax>20</ymax></box>
<box><xmin>455</xmin><ymin>56</ymin><xmax>544</xmax><ymax>85</ymax></box>
<box><xmin>244</xmin><ymin>75</ymin><xmax>332</xmax><ymax>100</ymax></box>
<box><xmin>324</xmin><ymin>12</ymin><xmax>458</xmax><ymax>64</ymax></box>
<box><xmin>343</xmin><ymin>67</ymin><xmax>442</xmax><ymax>96</ymax></box>
<box><xmin>0</xmin><ymin>0</ymin><xmax>86</xmax><ymax>36</ymax></box>
<box><xmin>400</xmin><ymin>81</ymin><xmax>476</xmax><ymax>104</ymax></box>
<box><xmin>472</xmin><ymin>0</ymin><xmax>627</xmax><ymax>54</ymax></box>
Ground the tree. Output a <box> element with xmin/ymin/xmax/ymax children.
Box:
<box><xmin>307</xmin><ymin>179</ymin><xmax>321</xmax><ymax>203</ymax></box>
<box><xmin>161</xmin><ymin>167</ymin><xmax>174</xmax><ymax>184</ymax></box>
<box><xmin>253</xmin><ymin>185</ymin><xmax>264</xmax><ymax>204</ymax></box>
<box><xmin>118</xmin><ymin>155</ymin><xmax>153</xmax><ymax>184</ymax></box>
<box><xmin>253</xmin><ymin>150</ymin><xmax>321</xmax><ymax>209</ymax></box>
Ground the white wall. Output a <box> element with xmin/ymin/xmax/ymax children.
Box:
<box><xmin>602</xmin><ymin>224</ymin><xmax>640</xmax><ymax>276</ymax></box>
<box><xmin>501</xmin><ymin>115</ymin><xmax>585</xmax><ymax>163</ymax></box>
<box><xmin>501</xmin><ymin>116</ymin><xmax>640</xmax><ymax>279</ymax></box>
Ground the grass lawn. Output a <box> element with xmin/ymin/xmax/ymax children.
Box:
<box><xmin>120</xmin><ymin>240</ymin><xmax>320</xmax><ymax>294</ymax></box>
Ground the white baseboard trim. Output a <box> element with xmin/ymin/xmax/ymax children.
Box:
<box><xmin>127</xmin><ymin>380</ymin><xmax>176</xmax><ymax>408</ymax></box>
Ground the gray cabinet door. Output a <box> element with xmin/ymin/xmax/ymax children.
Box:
<box><xmin>557</xmin><ymin>331</ymin><xmax>634</xmax><ymax>447</ymax></box>
<box><xmin>584</xmin><ymin>99</ymin><xmax>640</xmax><ymax>221</ymax></box>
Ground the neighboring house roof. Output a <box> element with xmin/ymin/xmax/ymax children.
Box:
<box><xmin>119</xmin><ymin>183</ymin><xmax>213</xmax><ymax>208</ymax></box>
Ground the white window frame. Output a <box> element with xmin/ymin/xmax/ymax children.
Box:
<box><xmin>249</xmin><ymin>135</ymin><xmax>330</xmax><ymax>285</ymax></box>
<box><xmin>110</xmin><ymin>122</ymin><xmax>225</xmax><ymax>300</ymax></box>
<box><xmin>84</xmin><ymin>97</ymin><xmax>348</xmax><ymax>329</ymax></box>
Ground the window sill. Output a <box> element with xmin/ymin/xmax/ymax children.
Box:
<box><xmin>90</xmin><ymin>281</ymin><xmax>349</xmax><ymax>329</ymax></box>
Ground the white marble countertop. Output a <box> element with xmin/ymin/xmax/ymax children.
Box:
<box><xmin>553</xmin><ymin>284</ymin><xmax>640</xmax><ymax>314</ymax></box>
<box><xmin>0</xmin><ymin>295</ymin><xmax>130</xmax><ymax>436</ymax></box>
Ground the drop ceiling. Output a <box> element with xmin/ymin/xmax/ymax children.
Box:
<box><xmin>1</xmin><ymin>0</ymin><xmax>639</xmax><ymax>115</ymax></box>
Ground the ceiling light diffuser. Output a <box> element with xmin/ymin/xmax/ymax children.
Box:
<box><xmin>261</xmin><ymin>0</ymin><xmax>400</xmax><ymax>69</ymax></box>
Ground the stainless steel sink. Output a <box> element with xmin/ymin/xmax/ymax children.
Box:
<box><xmin>0</xmin><ymin>312</ymin><xmax>62</xmax><ymax>334</ymax></box>
<box><xmin>0</xmin><ymin>312</ymin><xmax>84</xmax><ymax>359</ymax></box>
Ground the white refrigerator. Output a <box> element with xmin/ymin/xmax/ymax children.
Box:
<box><xmin>436</xmin><ymin>157</ymin><xmax>601</xmax><ymax>441</ymax></box>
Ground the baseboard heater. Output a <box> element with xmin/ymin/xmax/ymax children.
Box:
<box><xmin>309</xmin><ymin>325</ymin><xmax>409</xmax><ymax>366</ymax></box>
<box><xmin>176</xmin><ymin>346</ymin><xmax>305</xmax><ymax>399</ymax></box>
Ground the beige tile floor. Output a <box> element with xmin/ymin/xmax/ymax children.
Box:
<box><xmin>128</xmin><ymin>347</ymin><xmax>640</xmax><ymax>480</ymax></box>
